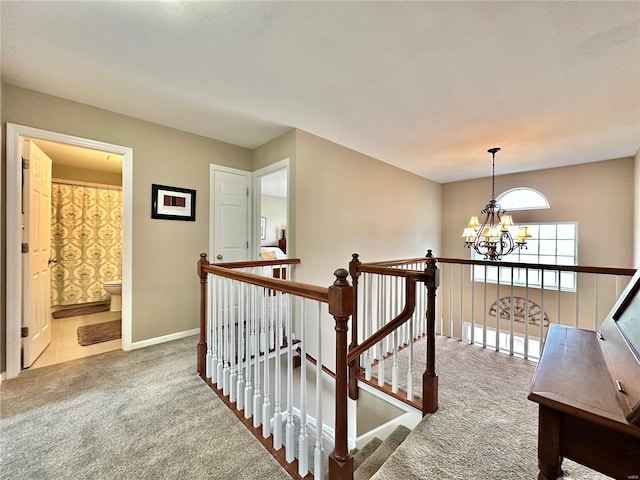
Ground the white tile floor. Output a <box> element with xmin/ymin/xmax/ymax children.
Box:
<box><xmin>29</xmin><ymin>311</ymin><xmax>122</xmax><ymax>370</ymax></box>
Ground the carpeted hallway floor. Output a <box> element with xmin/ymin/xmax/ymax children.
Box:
<box><xmin>1</xmin><ymin>334</ymin><xmax>615</xmax><ymax>479</ymax></box>
<box><xmin>371</xmin><ymin>336</ymin><xmax>611</xmax><ymax>480</ymax></box>
<box><xmin>0</xmin><ymin>336</ymin><xmax>290</xmax><ymax>480</ymax></box>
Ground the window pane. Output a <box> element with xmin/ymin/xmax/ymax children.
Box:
<box><xmin>560</xmin><ymin>272</ymin><xmax>576</xmax><ymax>289</ymax></box>
<box><xmin>527</xmin><ymin>270</ymin><xmax>540</xmax><ymax>285</ymax></box>
<box><xmin>539</xmin><ymin>240</ymin><xmax>556</xmax><ymax>256</ymax></box>
<box><xmin>470</xmin><ymin>221</ymin><xmax>576</xmax><ymax>292</ymax></box>
<box><xmin>556</xmin><ymin>256</ymin><xmax>574</xmax><ymax>265</ymax></box>
<box><xmin>500</xmin><ymin>267</ymin><xmax>513</xmax><ymax>282</ymax></box>
<box><xmin>539</xmin><ymin>225</ymin><xmax>556</xmax><ymax>239</ymax></box>
<box><xmin>519</xmin><ymin>253</ymin><xmax>538</xmax><ymax>264</ymax></box>
<box><xmin>485</xmin><ymin>266</ymin><xmax>498</xmax><ymax>282</ymax></box>
<box><xmin>525</xmin><ymin>240</ymin><xmax>539</xmax><ymax>255</ymax></box>
<box><xmin>557</xmin><ymin>240</ymin><xmax>575</xmax><ymax>256</ymax></box>
<box><xmin>540</xmin><ymin>255</ymin><xmax>556</xmax><ymax>265</ymax></box>
<box><xmin>542</xmin><ymin>270</ymin><xmax>557</xmax><ymax>287</ymax></box>
<box><xmin>497</xmin><ymin>188</ymin><xmax>550</xmax><ymax>210</ymax></box>
<box><xmin>557</xmin><ymin>224</ymin><xmax>575</xmax><ymax>239</ymax></box>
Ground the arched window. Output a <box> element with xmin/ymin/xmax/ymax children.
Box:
<box><xmin>496</xmin><ymin>187</ymin><xmax>549</xmax><ymax>210</ymax></box>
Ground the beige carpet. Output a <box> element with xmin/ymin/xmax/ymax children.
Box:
<box><xmin>0</xmin><ymin>336</ymin><xmax>291</xmax><ymax>480</ymax></box>
<box><xmin>371</xmin><ymin>336</ymin><xmax>611</xmax><ymax>480</ymax></box>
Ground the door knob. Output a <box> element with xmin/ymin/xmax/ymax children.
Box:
<box><xmin>216</xmin><ymin>254</ymin><xmax>223</xmax><ymax>260</ymax></box>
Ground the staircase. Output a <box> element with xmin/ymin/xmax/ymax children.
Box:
<box><xmin>350</xmin><ymin>425</ymin><xmax>411</xmax><ymax>480</ymax></box>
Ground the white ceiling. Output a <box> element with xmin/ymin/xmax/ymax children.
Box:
<box><xmin>2</xmin><ymin>1</ymin><xmax>639</xmax><ymax>183</ymax></box>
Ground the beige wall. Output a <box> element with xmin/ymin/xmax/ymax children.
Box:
<box><xmin>1</xmin><ymin>83</ymin><xmax>252</xmax><ymax>348</ymax></box>
<box><xmin>635</xmin><ymin>149</ymin><xmax>640</xmax><ymax>268</ymax></box>
<box><xmin>294</xmin><ymin>130</ymin><xmax>442</xmax><ymax>288</ymax></box>
<box><xmin>0</xmin><ymin>80</ymin><xmax>4</xmax><ymax>372</ymax></box>
<box><xmin>441</xmin><ymin>158</ymin><xmax>635</xmax><ymax>268</ymax></box>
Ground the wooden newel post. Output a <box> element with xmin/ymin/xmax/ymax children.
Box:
<box><xmin>328</xmin><ymin>268</ymin><xmax>355</xmax><ymax>480</ymax></box>
<box><xmin>197</xmin><ymin>253</ymin><xmax>208</xmax><ymax>378</ymax></box>
<box><xmin>423</xmin><ymin>249</ymin><xmax>439</xmax><ymax>414</ymax></box>
<box><xmin>348</xmin><ymin>253</ymin><xmax>361</xmax><ymax>401</ymax></box>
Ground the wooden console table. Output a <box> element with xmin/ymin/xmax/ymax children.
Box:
<box><xmin>529</xmin><ymin>323</ymin><xmax>640</xmax><ymax>479</ymax></box>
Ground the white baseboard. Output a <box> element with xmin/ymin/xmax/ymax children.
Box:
<box><xmin>130</xmin><ymin>328</ymin><xmax>199</xmax><ymax>350</ymax></box>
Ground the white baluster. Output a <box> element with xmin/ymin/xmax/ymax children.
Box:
<box><xmin>260</xmin><ymin>289</ymin><xmax>267</xmax><ymax>353</ymax></box>
<box><xmin>236</xmin><ymin>281</ymin><xmax>245</xmax><ymax>412</ymax></box>
<box><xmin>269</xmin><ymin>286</ymin><xmax>276</xmax><ymax>350</ymax></box>
<box><xmin>272</xmin><ymin>291</ymin><xmax>283</xmax><ymax>450</ymax></box>
<box><xmin>407</xmin><ymin>314</ymin><xmax>414</xmax><ymax>401</ymax></box>
<box><xmin>285</xmin><ymin>293</ymin><xmax>295</xmax><ymax>463</ymax></box>
<box><xmin>262</xmin><ymin>288</ymin><xmax>272</xmax><ymax>438</ymax></box>
<box><xmin>364</xmin><ymin>274</ymin><xmax>372</xmax><ymax>381</ymax></box>
<box><xmin>391</xmin><ymin>329</ymin><xmax>399</xmax><ymax>393</ymax></box>
<box><xmin>244</xmin><ymin>284</ymin><xmax>254</xmax><ymax>420</ymax></box>
<box><xmin>223</xmin><ymin>278</ymin><xmax>230</xmax><ymax>396</ymax></box>
<box><xmin>216</xmin><ymin>277</ymin><xmax>224</xmax><ymax>388</ymax></box>
<box><xmin>377</xmin><ymin>275</ymin><xmax>385</xmax><ymax>386</ymax></box>
<box><xmin>206</xmin><ymin>274</ymin><xmax>214</xmax><ymax>380</ymax></box>
<box><xmin>314</xmin><ymin>302</ymin><xmax>324</xmax><ymax>480</ymax></box>
<box><xmin>298</xmin><ymin>299</ymin><xmax>309</xmax><ymax>476</ymax></box>
<box><xmin>253</xmin><ymin>286</ymin><xmax>262</xmax><ymax>428</ymax></box>
<box><xmin>229</xmin><ymin>280</ymin><xmax>237</xmax><ymax>403</ymax></box>
<box><xmin>383</xmin><ymin>277</ymin><xmax>391</xmax><ymax>354</ymax></box>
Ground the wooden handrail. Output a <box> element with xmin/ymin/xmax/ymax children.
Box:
<box><xmin>362</xmin><ymin>256</ymin><xmax>428</xmax><ymax>267</ymax></box>
<box><xmin>365</xmin><ymin>253</ymin><xmax>636</xmax><ymax>277</ymax></box>
<box><xmin>300</xmin><ymin>351</ymin><xmax>336</xmax><ymax>379</ymax></box>
<box><xmin>213</xmin><ymin>258</ymin><xmax>301</xmax><ymax>269</ymax></box>
<box><xmin>435</xmin><ymin>256</ymin><xmax>636</xmax><ymax>276</ymax></box>
<box><xmin>201</xmin><ymin>257</ymin><xmax>329</xmax><ymax>303</ymax></box>
<box><xmin>357</xmin><ymin>263</ymin><xmax>426</xmax><ymax>278</ymax></box>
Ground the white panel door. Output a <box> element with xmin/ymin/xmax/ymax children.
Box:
<box><xmin>213</xmin><ymin>168</ymin><xmax>250</xmax><ymax>262</ymax></box>
<box><xmin>22</xmin><ymin>140</ymin><xmax>53</xmax><ymax>367</ymax></box>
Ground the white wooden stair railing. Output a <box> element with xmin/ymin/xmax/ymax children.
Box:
<box><xmin>197</xmin><ymin>254</ymin><xmax>354</xmax><ymax>479</ymax></box>
<box><xmin>347</xmin><ymin>253</ymin><xmax>440</xmax><ymax>415</ymax></box>
<box><xmin>197</xmin><ymin>252</ymin><xmax>442</xmax><ymax>480</ymax></box>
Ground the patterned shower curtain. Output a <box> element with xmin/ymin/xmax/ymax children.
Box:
<box><xmin>51</xmin><ymin>181</ymin><xmax>123</xmax><ymax>307</ymax></box>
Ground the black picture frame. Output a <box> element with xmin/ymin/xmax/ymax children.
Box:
<box><xmin>151</xmin><ymin>184</ymin><xmax>196</xmax><ymax>221</ymax></box>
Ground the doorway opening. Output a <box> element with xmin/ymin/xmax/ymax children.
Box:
<box><xmin>35</xmin><ymin>140</ymin><xmax>123</xmax><ymax>369</ymax></box>
<box><xmin>5</xmin><ymin>123</ymin><xmax>133</xmax><ymax>379</ymax></box>
<box><xmin>254</xmin><ymin>159</ymin><xmax>290</xmax><ymax>261</ymax></box>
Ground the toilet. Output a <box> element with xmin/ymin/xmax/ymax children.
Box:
<box><xmin>103</xmin><ymin>280</ymin><xmax>122</xmax><ymax>312</ymax></box>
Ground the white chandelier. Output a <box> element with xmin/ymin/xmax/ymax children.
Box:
<box><xmin>462</xmin><ymin>147</ymin><xmax>531</xmax><ymax>261</ymax></box>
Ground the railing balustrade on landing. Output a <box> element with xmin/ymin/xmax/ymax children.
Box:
<box><xmin>196</xmin><ymin>254</ymin><xmax>355</xmax><ymax>480</ymax></box>
<box><xmin>365</xmin><ymin>251</ymin><xmax>636</xmax><ymax>361</ymax></box>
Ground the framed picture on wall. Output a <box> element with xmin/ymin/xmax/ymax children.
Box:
<box><xmin>151</xmin><ymin>184</ymin><xmax>196</xmax><ymax>221</ymax></box>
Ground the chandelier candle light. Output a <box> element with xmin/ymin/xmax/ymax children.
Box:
<box><xmin>462</xmin><ymin>147</ymin><xmax>531</xmax><ymax>261</ymax></box>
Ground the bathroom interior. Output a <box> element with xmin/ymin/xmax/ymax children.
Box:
<box><xmin>29</xmin><ymin>139</ymin><xmax>123</xmax><ymax>370</ymax></box>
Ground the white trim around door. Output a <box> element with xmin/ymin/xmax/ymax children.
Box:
<box><xmin>5</xmin><ymin>123</ymin><xmax>134</xmax><ymax>379</ymax></box>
